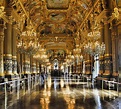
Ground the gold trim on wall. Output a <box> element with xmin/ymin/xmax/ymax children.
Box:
<box><xmin>104</xmin><ymin>54</ymin><xmax>112</xmax><ymax>57</ymax></box>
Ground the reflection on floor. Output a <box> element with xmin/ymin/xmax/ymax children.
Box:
<box><xmin>0</xmin><ymin>76</ymin><xmax>121</xmax><ymax>109</ymax></box>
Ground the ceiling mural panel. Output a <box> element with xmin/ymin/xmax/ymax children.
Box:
<box><xmin>49</xmin><ymin>12</ymin><xmax>66</xmax><ymax>22</ymax></box>
<box><xmin>46</xmin><ymin>0</ymin><xmax>70</xmax><ymax>9</ymax></box>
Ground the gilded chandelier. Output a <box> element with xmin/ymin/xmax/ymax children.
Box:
<box><xmin>17</xmin><ymin>29</ymin><xmax>39</xmax><ymax>55</ymax></box>
<box><xmin>84</xmin><ymin>41</ymin><xmax>105</xmax><ymax>56</ymax></box>
<box><xmin>73</xmin><ymin>45</ymin><xmax>83</xmax><ymax>63</ymax></box>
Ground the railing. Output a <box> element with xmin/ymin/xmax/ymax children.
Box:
<box><xmin>0</xmin><ymin>75</ymin><xmax>40</xmax><ymax>109</ymax></box>
<box><xmin>94</xmin><ymin>77</ymin><xmax>121</xmax><ymax>96</ymax></box>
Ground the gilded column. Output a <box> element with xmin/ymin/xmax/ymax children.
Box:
<box><xmin>68</xmin><ymin>66</ymin><xmax>70</xmax><ymax>74</ymax></box>
<box><xmin>102</xmin><ymin>0</ymin><xmax>113</xmax><ymax>78</ymax></box>
<box><xmin>36</xmin><ymin>61</ymin><xmax>40</xmax><ymax>74</ymax></box>
<box><xmin>0</xmin><ymin>20</ymin><xmax>4</xmax><ymax>81</ymax></box>
<box><xmin>117</xmin><ymin>23</ymin><xmax>121</xmax><ymax>93</ymax></box>
<box><xmin>32</xmin><ymin>61</ymin><xmax>36</xmax><ymax>74</ymax></box>
<box><xmin>30</xmin><ymin>56</ymin><xmax>36</xmax><ymax>75</ymax></box>
<box><xmin>22</xmin><ymin>53</ymin><xmax>28</xmax><ymax>75</ymax></box>
<box><xmin>30</xmin><ymin>55</ymin><xmax>33</xmax><ymax>75</ymax></box>
<box><xmin>99</xmin><ymin>22</ymin><xmax>105</xmax><ymax>76</ymax></box>
<box><xmin>12</xmin><ymin>22</ymin><xmax>18</xmax><ymax>76</ymax></box>
<box><xmin>20</xmin><ymin>53</ymin><xmax>24</xmax><ymax>77</ymax></box>
<box><xmin>4</xmin><ymin>8</ymin><xmax>14</xmax><ymax>79</ymax></box>
<box><xmin>69</xmin><ymin>65</ymin><xmax>72</xmax><ymax>74</ymax></box>
<box><xmin>103</xmin><ymin>20</ymin><xmax>113</xmax><ymax>78</ymax></box>
<box><xmin>111</xmin><ymin>25</ymin><xmax>118</xmax><ymax>76</ymax></box>
<box><xmin>23</xmin><ymin>54</ymin><xmax>31</xmax><ymax>80</ymax></box>
<box><xmin>17</xmin><ymin>53</ymin><xmax>21</xmax><ymax>77</ymax></box>
<box><xmin>85</xmin><ymin>54</ymin><xmax>91</xmax><ymax>75</ymax></box>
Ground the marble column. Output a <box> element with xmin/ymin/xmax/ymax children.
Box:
<box><xmin>17</xmin><ymin>53</ymin><xmax>21</xmax><ymax>77</ymax></box>
<box><xmin>85</xmin><ymin>54</ymin><xmax>91</xmax><ymax>75</ymax></box>
<box><xmin>102</xmin><ymin>0</ymin><xmax>113</xmax><ymax>78</ymax></box>
<box><xmin>71</xmin><ymin>65</ymin><xmax>74</xmax><ymax>73</ymax></box>
<box><xmin>12</xmin><ymin>22</ymin><xmax>18</xmax><ymax>76</ymax></box>
<box><xmin>31</xmin><ymin>56</ymin><xmax>36</xmax><ymax>75</ymax></box>
<box><xmin>30</xmin><ymin>55</ymin><xmax>33</xmax><ymax>75</ymax></box>
<box><xmin>69</xmin><ymin>65</ymin><xmax>72</xmax><ymax>74</ymax></box>
<box><xmin>4</xmin><ymin>5</ymin><xmax>14</xmax><ymax>80</ymax></box>
<box><xmin>67</xmin><ymin>66</ymin><xmax>69</xmax><ymax>74</ymax></box>
<box><xmin>99</xmin><ymin>22</ymin><xmax>105</xmax><ymax>76</ymax></box>
<box><xmin>23</xmin><ymin>54</ymin><xmax>30</xmax><ymax>75</ymax></box>
<box><xmin>117</xmin><ymin>25</ymin><xmax>121</xmax><ymax>94</ymax></box>
<box><xmin>103</xmin><ymin>20</ymin><xmax>113</xmax><ymax>78</ymax></box>
<box><xmin>36</xmin><ymin>61</ymin><xmax>40</xmax><ymax>74</ymax></box>
<box><xmin>32</xmin><ymin>61</ymin><xmax>36</xmax><ymax>74</ymax></box>
<box><xmin>20</xmin><ymin>53</ymin><xmax>24</xmax><ymax>78</ymax></box>
<box><xmin>111</xmin><ymin>25</ymin><xmax>118</xmax><ymax>76</ymax></box>
<box><xmin>0</xmin><ymin>20</ymin><xmax>4</xmax><ymax>81</ymax></box>
<box><xmin>4</xmin><ymin>22</ymin><xmax>14</xmax><ymax>79</ymax></box>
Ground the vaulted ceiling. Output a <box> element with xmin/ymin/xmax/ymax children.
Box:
<box><xmin>10</xmin><ymin>0</ymin><xmax>93</xmax><ymax>51</ymax></box>
<box><xmin>0</xmin><ymin>0</ymin><xmax>120</xmax><ymax>63</ymax></box>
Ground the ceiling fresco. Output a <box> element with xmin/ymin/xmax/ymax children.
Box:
<box><xmin>49</xmin><ymin>12</ymin><xmax>66</xmax><ymax>22</ymax></box>
<box><xmin>9</xmin><ymin>0</ymin><xmax>107</xmax><ymax>62</ymax></box>
<box><xmin>46</xmin><ymin>0</ymin><xmax>70</xmax><ymax>9</ymax></box>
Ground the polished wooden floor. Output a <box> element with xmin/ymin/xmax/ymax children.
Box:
<box><xmin>0</xmin><ymin>75</ymin><xmax>121</xmax><ymax>109</ymax></box>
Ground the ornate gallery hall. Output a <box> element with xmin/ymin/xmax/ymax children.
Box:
<box><xmin>0</xmin><ymin>0</ymin><xmax>121</xmax><ymax>109</ymax></box>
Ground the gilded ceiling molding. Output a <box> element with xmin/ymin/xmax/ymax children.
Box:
<box><xmin>79</xmin><ymin>0</ymin><xmax>100</xmax><ymax>29</ymax></box>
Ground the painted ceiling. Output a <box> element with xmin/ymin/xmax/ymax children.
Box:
<box><xmin>5</xmin><ymin>0</ymin><xmax>114</xmax><ymax>62</ymax></box>
<box><xmin>46</xmin><ymin>0</ymin><xmax>70</xmax><ymax>9</ymax></box>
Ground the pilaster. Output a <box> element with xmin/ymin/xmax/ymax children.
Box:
<box><xmin>12</xmin><ymin>22</ymin><xmax>18</xmax><ymax>76</ymax></box>
<box><xmin>0</xmin><ymin>20</ymin><xmax>5</xmax><ymax>81</ymax></box>
<box><xmin>4</xmin><ymin>22</ymin><xmax>14</xmax><ymax>78</ymax></box>
<box><xmin>101</xmin><ymin>0</ymin><xmax>113</xmax><ymax>78</ymax></box>
<box><xmin>85</xmin><ymin>54</ymin><xmax>91</xmax><ymax>75</ymax></box>
<box><xmin>99</xmin><ymin>22</ymin><xmax>105</xmax><ymax>76</ymax></box>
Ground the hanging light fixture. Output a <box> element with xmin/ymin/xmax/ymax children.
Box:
<box><xmin>17</xmin><ymin>31</ymin><xmax>40</xmax><ymax>55</ymax></box>
<box><xmin>87</xmin><ymin>0</ymin><xmax>101</xmax><ymax>41</ymax></box>
<box><xmin>84</xmin><ymin>41</ymin><xmax>105</xmax><ymax>56</ymax></box>
<box><xmin>84</xmin><ymin>1</ymin><xmax>105</xmax><ymax>56</ymax></box>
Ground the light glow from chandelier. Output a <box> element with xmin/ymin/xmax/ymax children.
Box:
<box><xmin>84</xmin><ymin>41</ymin><xmax>105</xmax><ymax>56</ymax></box>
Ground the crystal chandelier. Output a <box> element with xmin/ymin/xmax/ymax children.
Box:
<box><xmin>84</xmin><ymin>41</ymin><xmax>105</xmax><ymax>56</ymax></box>
<box><xmin>73</xmin><ymin>45</ymin><xmax>83</xmax><ymax>63</ymax></box>
<box><xmin>87</xmin><ymin>30</ymin><xmax>101</xmax><ymax>40</ymax></box>
<box><xmin>87</xmin><ymin>0</ymin><xmax>101</xmax><ymax>41</ymax></box>
<box><xmin>17</xmin><ymin>30</ymin><xmax>39</xmax><ymax>55</ymax></box>
<box><xmin>66</xmin><ymin>52</ymin><xmax>74</xmax><ymax>65</ymax></box>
